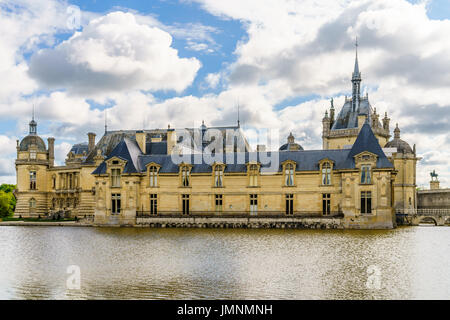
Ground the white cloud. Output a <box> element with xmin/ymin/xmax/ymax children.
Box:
<box><xmin>28</xmin><ymin>11</ymin><xmax>202</xmax><ymax>95</ymax></box>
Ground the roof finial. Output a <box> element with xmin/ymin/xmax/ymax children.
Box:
<box><xmin>104</xmin><ymin>109</ymin><xmax>108</xmax><ymax>133</ymax></box>
<box><xmin>237</xmin><ymin>100</ymin><xmax>241</xmax><ymax>128</ymax></box>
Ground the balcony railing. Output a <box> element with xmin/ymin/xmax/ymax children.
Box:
<box><xmin>396</xmin><ymin>208</ymin><xmax>450</xmax><ymax>216</ymax></box>
<box><xmin>136</xmin><ymin>211</ymin><xmax>344</xmax><ymax>218</ymax></box>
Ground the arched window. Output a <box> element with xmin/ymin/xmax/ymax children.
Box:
<box><xmin>285</xmin><ymin>163</ymin><xmax>295</xmax><ymax>186</ymax></box>
<box><xmin>322</xmin><ymin>162</ymin><xmax>331</xmax><ymax>185</ymax></box>
<box><xmin>29</xmin><ymin>171</ymin><xmax>36</xmax><ymax>190</ymax></box>
<box><xmin>249</xmin><ymin>164</ymin><xmax>259</xmax><ymax>187</ymax></box>
<box><xmin>214</xmin><ymin>165</ymin><xmax>224</xmax><ymax>187</ymax></box>
<box><xmin>149</xmin><ymin>166</ymin><xmax>158</xmax><ymax>187</ymax></box>
<box><xmin>29</xmin><ymin>198</ymin><xmax>36</xmax><ymax>209</ymax></box>
<box><xmin>181</xmin><ymin>166</ymin><xmax>190</xmax><ymax>187</ymax></box>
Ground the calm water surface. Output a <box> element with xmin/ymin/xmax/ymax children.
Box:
<box><xmin>0</xmin><ymin>226</ymin><xmax>449</xmax><ymax>299</ymax></box>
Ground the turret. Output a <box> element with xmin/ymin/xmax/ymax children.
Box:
<box><xmin>322</xmin><ymin>110</ymin><xmax>330</xmax><ymax>136</ymax></box>
<box><xmin>383</xmin><ymin>112</ymin><xmax>390</xmax><ymax>132</ymax></box>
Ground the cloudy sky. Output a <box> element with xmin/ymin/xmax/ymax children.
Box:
<box><xmin>0</xmin><ymin>0</ymin><xmax>449</xmax><ymax>188</ymax></box>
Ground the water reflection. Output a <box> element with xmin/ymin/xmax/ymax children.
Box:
<box><xmin>0</xmin><ymin>226</ymin><xmax>449</xmax><ymax>299</ymax></box>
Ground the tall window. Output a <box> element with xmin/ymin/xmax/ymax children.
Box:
<box><xmin>111</xmin><ymin>193</ymin><xmax>121</xmax><ymax>214</ymax></box>
<box><xmin>322</xmin><ymin>193</ymin><xmax>331</xmax><ymax>215</ymax></box>
<box><xmin>52</xmin><ymin>175</ymin><xmax>56</xmax><ymax>189</ymax></box>
<box><xmin>285</xmin><ymin>163</ymin><xmax>295</xmax><ymax>186</ymax></box>
<box><xmin>250</xmin><ymin>194</ymin><xmax>258</xmax><ymax>215</ymax></box>
<box><xmin>361</xmin><ymin>165</ymin><xmax>371</xmax><ymax>184</ymax></box>
<box><xmin>150</xmin><ymin>194</ymin><xmax>157</xmax><ymax>215</ymax></box>
<box><xmin>322</xmin><ymin>162</ymin><xmax>331</xmax><ymax>185</ymax></box>
<box><xmin>361</xmin><ymin>191</ymin><xmax>372</xmax><ymax>214</ymax></box>
<box><xmin>285</xmin><ymin>194</ymin><xmax>294</xmax><ymax>215</ymax></box>
<box><xmin>182</xmin><ymin>194</ymin><xmax>190</xmax><ymax>215</ymax></box>
<box><xmin>29</xmin><ymin>171</ymin><xmax>36</xmax><ymax>190</ymax></box>
<box><xmin>214</xmin><ymin>166</ymin><xmax>224</xmax><ymax>187</ymax></box>
<box><xmin>215</xmin><ymin>194</ymin><xmax>223</xmax><ymax>212</ymax></box>
<box><xmin>181</xmin><ymin>166</ymin><xmax>190</xmax><ymax>187</ymax></box>
<box><xmin>149</xmin><ymin>166</ymin><xmax>158</xmax><ymax>187</ymax></box>
<box><xmin>29</xmin><ymin>198</ymin><xmax>36</xmax><ymax>209</ymax></box>
<box><xmin>249</xmin><ymin>164</ymin><xmax>258</xmax><ymax>187</ymax></box>
<box><xmin>111</xmin><ymin>169</ymin><xmax>121</xmax><ymax>187</ymax></box>
<box><xmin>69</xmin><ymin>174</ymin><xmax>73</xmax><ymax>189</ymax></box>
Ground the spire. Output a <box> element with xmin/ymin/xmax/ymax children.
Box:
<box><xmin>352</xmin><ymin>37</ymin><xmax>361</xmax><ymax>80</ymax></box>
<box><xmin>351</xmin><ymin>37</ymin><xmax>362</xmax><ymax>112</ymax></box>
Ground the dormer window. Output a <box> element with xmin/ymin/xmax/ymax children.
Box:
<box><xmin>111</xmin><ymin>168</ymin><xmax>121</xmax><ymax>187</ymax></box>
<box><xmin>181</xmin><ymin>165</ymin><xmax>191</xmax><ymax>187</ymax></box>
<box><xmin>284</xmin><ymin>163</ymin><xmax>295</xmax><ymax>186</ymax></box>
<box><xmin>213</xmin><ymin>164</ymin><xmax>224</xmax><ymax>187</ymax></box>
<box><xmin>322</xmin><ymin>162</ymin><xmax>332</xmax><ymax>185</ymax></box>
<box><xmin>361</xmin><ymin>165</ymin><xmax>371</xmax><ymax>184</ymax></box>
<box><xmin>149</xmin><ymin>166</ymin><xmax>158</xmax><ymax>187</ymax></box>
<box><xmin>248</xmin><ymin>164</ymin><xmax>259</xmax><ymax>187</ymax></box>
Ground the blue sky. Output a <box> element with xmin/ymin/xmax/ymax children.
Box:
<box><xmin>0</xmin><ymin>0</ymin><xmax>450</xmax><ymax>187</ymax></box>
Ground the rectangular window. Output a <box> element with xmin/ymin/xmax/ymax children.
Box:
<box><xmin>29</xmin><ymin>171</ymin><xmax>36</xmax><ymax>190</ymax></box>
<box><xmin>182</xmin><ymin>167</ymin><xmax>190</xmax><ymax>187</ymax></box>
<box><xmin>322</xmin><ymin>163</ymin><xmax>331</xmax><ymax>185</ymax></box>
<box><xmin>111</xmin><ymin>169</ymin><xmax>121</xmax><ymax>187</ymax></box>
<box><xmin>215</xmin><ymin>168</ymin><xmax>223</xmax><ymax>187</ymax></box>
<box><xmin>285</xmin><ymin>194</ymin><xmax>294</xmax><ymax>215</ymax></box>
<box><xmin>361</xmin><ymin>191</ymin><xmax>372</xmax><ymax>214</ymax></box>
<box><xmin>111</xmin><ymin>193</ymin><xmax>121</xmax><ymax>214</ymax></box>
<box><xmin>149</xmin><ymin>167</ymin><xmax>157</xmax><ymax>187</ymax></box>
<box><xmin>182</xmin><ymin>194</ymin><xmax>190</xmax><ymax>215</ymax></box>
<box><xmin>215</xmin><ymin>194</ymin><xmax>223</xmax><ymax>212</ymax></box>
<box><xmin>285</xmin><ymin>164</ymin><xmax>294</xmax><ymax>186</ymax></box>
<box><xmin>361</xmin><ymin>165</ymin><xmax>371</xmax><ymax>184</ymax></box>
<box><xmin>250</xmin><ymin>194</ymin><xmax>258</xmax><ymax>215</ymax></box>
<box><xmin>150</xmin><ymin>194</ymin><xmax>157</xmax><ymax>215</ymax></box>
<box><xmin>322</xmin><ymin>193</ymin><xmax>331</xmax><ymax>215</ymax></box>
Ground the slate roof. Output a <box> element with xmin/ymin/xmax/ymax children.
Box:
<box><xmin>331</xmin><ymin>97</ymin><xmax>381</xmax><ymax>130</ymax></box>
<box><xmin>70</xmin><ymin>143</ymin><xmax>89</xmax><ymax>155</ymax></box>
<box><xmin>343</xmin><ymin>122</ymin><xmax>393</xmax><ymax>169</ymax></box>
<box><xmin>19</xmin><ymin>135</ymin><xmax>46</xmax><ymax>152</ymax></box>
<box><xmin>92</xmin><ymin>138</ymin><xmax>143</xmax><ymax>174</ymax></box>
<box><xmin>92</xmin><ymin>123</ymin><xmax>393</xmax><ymax>175</ymax></box>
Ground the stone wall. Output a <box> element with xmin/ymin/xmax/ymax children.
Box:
<box><xmin>418</xmin><ymin>188</ymin><xmax>450</xmax><ymax>209</ymax></box>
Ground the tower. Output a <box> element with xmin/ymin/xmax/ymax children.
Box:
<box><xmin>14</xmin><ymin>110</ymin><xmax>53</xmax><ymax>217</ymax></box>
<box><xmin>322</xmin><ymin>40</ymin><xmax>390</xmax><ymax>150</ymax></box>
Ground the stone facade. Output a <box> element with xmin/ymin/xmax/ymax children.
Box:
<box><xmin>13</xmin><ymin>51</ymin><xmax>419</xmax><ymax>230</ymax></box>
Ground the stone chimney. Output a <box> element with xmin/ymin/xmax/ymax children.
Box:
<box><xmin>47</xmin><ymin>137</ymin><xmax>55</xmax><ymax>167</ymax></box>
<box><xmin>167</xmin><ymin>126</ymin><xmax>177</xmax><ymax>155</ymax></box>
<box><xmin>135</xmin><ymin>131</ymin><xmax>146</xmax><ymax>154</ymax></box>
<box><xmin>88</xmin><ymin>132</ymin><xmax>96</xmax><ymax>152</ymax></box>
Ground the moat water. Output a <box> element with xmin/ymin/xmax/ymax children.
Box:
<box><xmin>0</xmin><ymin>226</ymin><xmax>449</xmax><ymax>299</ymax></box>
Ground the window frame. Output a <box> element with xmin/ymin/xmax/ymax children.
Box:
<box><xmin>361</xmin><ymin>191</ymin><xmax>372</xmax><ymax>214</ymax></box>
<box><xmin>111</xmin><ymin>168</ymin><xmax>121</xmax><ymax>188</ymax></box>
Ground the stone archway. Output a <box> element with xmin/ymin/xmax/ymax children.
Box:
<box><xmin>418</xmin><ymin>216</ymin><xmax>438</xmax><ymax>226</ymax></box>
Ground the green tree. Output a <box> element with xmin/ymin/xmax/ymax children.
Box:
<box><xmin>0</xmin><ymin>184</ymin><xmax>16</xmax><ymax>218</ymax></box>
